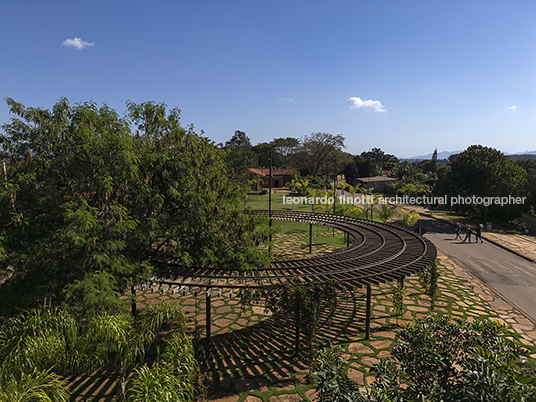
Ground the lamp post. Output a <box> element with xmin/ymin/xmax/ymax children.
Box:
<box><xmin>268</xmin><ymin>152</ymin><xmax>272</xmax><ymax>252</ymax></box>
<box><xmin>333</xmin><ymin>158</ymin><xmax>337</xmax><ymax>236</ymax></box>
<box><xmin>333</xmin><ymin>158</ymin><xmax>337</xmax><ymax>216</ymax></box>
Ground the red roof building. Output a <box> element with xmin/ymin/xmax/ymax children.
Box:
<box><xmin>249</xmin><ymin>168</ymin><xmax>295</xmax><ymax>189</ymax></box>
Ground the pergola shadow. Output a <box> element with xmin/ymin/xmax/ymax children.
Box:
<box><xmin>197</xmin><ymin>290</ymin><xmax>373</xmax><ymax>392</ymax></box>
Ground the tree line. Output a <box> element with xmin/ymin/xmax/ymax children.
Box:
<box><xmin>224</xmin><ymin>130</ymin><xmax>534</xmax><ymax>223</ymax></box>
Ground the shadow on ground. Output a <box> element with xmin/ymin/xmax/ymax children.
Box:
<box><xmin>196</xmin><ymin>291</ymin><xmax>397</xmax><ymax>396</ymax></box>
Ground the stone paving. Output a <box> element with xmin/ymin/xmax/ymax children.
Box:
<box><xmin>187</xmin><ymin>244</ymin><xmax>536</xmax><ymax>402</ymax></box>
<box><xmin>196</xmin><ymin>209</ymin><xmax>536</xmax><ymax>401</ymax></box>
<box><xmin>68</xmin><ymin>218</ymin><xmax>536</xmax><ymax>401</ymax></box>
<box><xmin>481</xmin><ymin>232</ymin><xmax>536</xmax><ymax>262</ymax></box>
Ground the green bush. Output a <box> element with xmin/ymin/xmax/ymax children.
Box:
<box><xmin>310</xmin><ymin>345</ymin><xmax>360</xmax><ymax>402</ymax></box>
<box><xmin>312</xmin><ymin>315</ymin><xmax>536</xmax><ymax>402</ymax></box>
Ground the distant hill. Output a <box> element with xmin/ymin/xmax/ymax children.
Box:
<box><xmin>505</xmin><ymin>150</ymin><xmax>536</xmax><ymax>156</ymax></box>
<box><xmin>402</xmin><ymin>149</ymin><xmax>536</xmax><ymax>163</ymax></box>
<box><xmin>401</xmin><ymin>150</ymin><xmax>461</xmax><ymax>163</ymax></box>
<box><xmin>508</xmin><ymin>154</ymin><xmax>536</xmax><ymax>161</ymax></box>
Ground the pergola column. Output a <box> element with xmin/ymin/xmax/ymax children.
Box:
<box><xmin>365</xmin><ymin>284</ymin><xmax>372</xmax><ymax>340</ymax></box>
<box><xmin>206</xmin><ymin>289</ymin><xmax>211</xmax><ymax>354</ymax></box>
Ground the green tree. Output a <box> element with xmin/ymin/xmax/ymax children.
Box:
<box><xmin>271</xmin><ymin>137</ymin><xmax>300</xmax><ymax>168</ymax></box>
<box><xmin>399</xmin><ymin>208</ymin><xmax>420</xmax><ymax>228</ymax></box>
<box><xmin>369</xmin><ymin>316</ymin><xmax>536</xmax><ymax>401</ymax></box>
<box><xmin>310</xmin><ymin>345</ymin><xmax>360</xmax><ymax>402</ymax></box>
<box><xmin>295</xmin><ymin>132</ymin><xmax>346</xmax><ymax>177</ymax></box>
<box><xmin>251</xmin><ymin>141</ymin><xmax>275</xmax><ymax>168</ymax></box>
<box><xmin>360</xmin><ymin>148</ymin><xmax>398</xmax><ymax>177</ymax></box>
<box><xmin>434</xmin><ymin>145</ymin><xmax>527</xmax><ymax>220</ymax></box>
<box><xmin>224</xmin><ymin>130</ymin><xmax>257</xmax><ymax>177</ymax></box>
<box><xmin>375</xmin><ymin>202</ymin><xmax>398</xmax><ymax>223</ymax></box>
<box><xmin>0</xmin><ymin>99</ymin><xmax>271</xmax><ymax>315</ymax></box>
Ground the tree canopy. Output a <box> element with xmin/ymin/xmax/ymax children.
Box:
<box><xmin>434</xmin><ymin>145</ymin><xmax>527</xmax><ymax>220</ymax></box>
<box><xmin>295</xmin><ymin>132</ymin><xmax>346</xmax><ymax>177</ymax></box>
<box><xmin>0</xmin><ymin>98</ymin><xmax>271</xmax><ymax>315</ymax></box>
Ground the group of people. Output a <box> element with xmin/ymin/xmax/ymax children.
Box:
<box><xmin>455</xmin><ymin>222</ymin><xmax>484</xmax><ymax>243</ymax></box>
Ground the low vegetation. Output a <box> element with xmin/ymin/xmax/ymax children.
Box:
<box><xmin>312</xmin><ymin>315</ymin><xmax>536</xmax><ymax>402</ymax></box>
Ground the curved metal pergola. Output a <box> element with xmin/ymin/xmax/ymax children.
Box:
<box><xmin>152</xmin><ymin>211</ymin><xmax>436</xmax><ymax>289</ymax></box>
<box><xmin>140</xmin><ymin>211</ymin><xmax>437</xmax><ymax>348</ymax></box>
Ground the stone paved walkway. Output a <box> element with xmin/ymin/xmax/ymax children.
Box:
<box><xmin>481</xmin><ymin>232</ymin><xmax>536</xmax><ymax>262</ymax></box>
<box><xmin>68</xmin><ymin>215</ymin><xmax>536</xmax><ymax>401</ymax></box>
<box><xmin>198</xmin><ymin>247</ymin><xmax>536</xmax><ymax>402</ymax></box>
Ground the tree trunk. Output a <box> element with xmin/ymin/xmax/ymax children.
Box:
<box><xmin>118</xmin><ymin>367</ymin><xmax>126</xmax><ymax>401</ymax></box>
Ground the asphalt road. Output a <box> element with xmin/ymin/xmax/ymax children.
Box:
<box><xmin>417</xmin><ymin>215</ymin><xmax>536</xmax><ymax>322</ymax></box>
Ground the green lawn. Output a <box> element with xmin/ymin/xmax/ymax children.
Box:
<box><xmin>247</xmin><ymin>192</ymin><xmax>316</xmax><ymax>213</ymax></box>
<box><xmin>427</xmin><ymin>209</ymin><xmax>470</xmax><ymax>222</ymax></box>
<box><xmin>248</xmin><ymin>192</ymin><xmax>348</xmax><ymax>248</ymax></box>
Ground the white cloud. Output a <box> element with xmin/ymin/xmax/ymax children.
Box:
<box><xmin>508</xmin><ymin>105</ymin><xmax>518</xmax><ymax>111</ymax></box>
<box><xmin>278</xmin><ymin>98</ymin><xmax>294</xmax><ymax>102</ymax></box>
<box><xmin>347</xmin><ymin>97</ymin><xmax>386</xmax><ymax>112</ymax></box>
<box><xmin>62</xmin><ymin>37</ymin><xmax>94</xmax><ymax>50</ymax></box>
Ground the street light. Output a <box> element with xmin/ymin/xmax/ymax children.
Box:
<box><xmin>333</xmin><ymin>158</ymin><xmax>337</xmax><ymax>216</ymax></box>
<box><xmin>268</xmin><ymin>151</ymin><xmax>272</xmax><ymax>251</ymax></box>
<box><xmin>333</xmin><ymin>158</ymin><xmax>337</xmax><ymax>236</ymax></box>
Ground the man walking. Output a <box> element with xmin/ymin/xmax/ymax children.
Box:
<box><xmin>475</xmin><ymin>223</ymin><xmax>484</xmax><ymax>243</ymax></box>
<box><xmin>454</xmin><ymin>222</ymin><xmax>462</xmax><ymax>240</ymax></box>
<box><xmin>462</xmin><ymin>225</ymin><xmax>473</xmax><ymax>243</ymax></box>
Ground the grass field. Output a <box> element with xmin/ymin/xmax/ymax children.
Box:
<box><xmin>247</xmin><ymin>191</ymin><xmax>349</xmax><ymax>251</ymax></box>
<box><xmin>247</xmin><ymin>192</ymin><xmax>316</xmax><ymax>213</ymax></box>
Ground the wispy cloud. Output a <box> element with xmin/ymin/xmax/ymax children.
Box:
<box><xmin>347</xmin><ymin>97</ymin><xmax>386</xmax><ymax>112</ymax></box>
<box><xmin>508</xmin><ymin>105</ymin><xmax>518</xmax><ymax>111</ymax></box>
<box><xmin>62</xmin><ymin>37</ymin><xmax>94</xmax><ymax>50</ymax></box>
<box><xmin>278</xmin><ymin>98</ymin><xmax>294</xmax><ymax>102</ymax></box>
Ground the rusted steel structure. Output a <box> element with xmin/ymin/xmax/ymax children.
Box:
<box><xmin>142</xmin><ymin>211</ymin><xmax>437</xmax><ymax>350</ymax></box>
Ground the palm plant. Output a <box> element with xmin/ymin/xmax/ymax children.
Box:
<box><xmin>0</xmin><ymin>305</ymin><xmax>85</xmax><ymax>381</ymax></box>
<box><xmin>400</xmin><ymin>208</ymin><xmax>420</xmax><ymax>228</ymax></box>
<box><xmin>358</xmin><ymin>186</ymin><xmax>376</xmax><ymax>220</ymax></box>
<box><xmin>0</xmin><ymin>368</ymin><xmax>70</xmax><ymax>402</ymax></box>
<box><xmin>376</xmin><ymin>202</ymin><xmax>398</xmax><ymax>223</ymax></box>
<box><xmin>84</xmin><ymin>301</ymin><xmax>187</xmax><ymax>398</ymax></box>
<box><xmin>0</xmin><ymin>302</ymin><xmax>192</xmax><ymax>401</ymax></box>
<box><xmin>298</xmin><ymin>179</ymin><xmax>310</xmax><ymax>196</ymax></box>
<box><xmin>125</xmin><ymin>331</ymin><xmax>196</xmax><ymax>402</ymax></box>
<box><xmin>0</xmin><ymin>305</ymin><xmax>87</xmax><ymax>402</ymax></box>
<box><xmin>338</xmin><ymin>203</ymin><xmax>364</xmax><ymax>219</ymax></box>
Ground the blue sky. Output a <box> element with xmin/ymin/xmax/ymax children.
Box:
<box><xmin>1</xmin><ymin>1</ymin><xmax>535</xmax><ymax>158</ymax></box>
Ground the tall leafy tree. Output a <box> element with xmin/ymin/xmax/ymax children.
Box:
<box><xmin>434</xmin><ymin>145</ymin><xmax>527</xmax><ymax>220</ymax></box>
<box><xmin>271</xmin><ymin>137</ymin><xmax>300</xmax><ymax>168</ymax></box>
<box><xmin>296</xmin><ymin>132</ymin><xmax>346</xmax><ymax>177</ymax></box>
<box><xmin>0</xmin><ymin>98</ymin><xmax>141</xmax><ymax>315</ymax></box>
<box><xmin>0</xmin><ymin>99</ymin><xmax>271</xmax><ymax>315</ymax></box>
<box><xmin>359</xmin><ymin>148</ymin><xmax>398</xmax><ymax>177</ymax></box>
<box><xmin>223</xmin><ymin>130</ymin><xmax>257</xmax><ymax>177</ymax></box>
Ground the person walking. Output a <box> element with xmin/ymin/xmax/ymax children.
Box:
<box><xmin>454</xmin><ymin>222</ymin><xmax>462</xmax><ymax>240</ymax></box>
<box><xmin>462</xmin><ymin>225</ymin><xmax>473</xmax><ymax>243</ymax></box>
<box><xmin>475</xmin><ymin>223</ymin><xmax>484</xmax><ymax>243</ymax></box>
